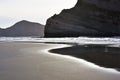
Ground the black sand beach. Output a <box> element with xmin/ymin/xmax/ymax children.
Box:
<box><xmin>0</xmin><ymin>42</ymin><xmax>120</xmax><ymax>80</ymax></box>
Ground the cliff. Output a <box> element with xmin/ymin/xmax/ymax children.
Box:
<box><xmin>0</xmin><ymin>20</ymin><xmax>44</xmax><ymax>37</ymax></box>
<box><xmin>45</xmin><ymin>0</ymin><xmax>120</xmax><ymax>37</ymax></box>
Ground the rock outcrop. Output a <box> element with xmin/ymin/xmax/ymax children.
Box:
<box><xmin>0</xmin><ymin>20</ymin><xmax>44</xmax><ymax>37</ymax></box>
<box><xmin>45</xmin><ymin>0</ymin><xmax>120</xmax><ymax>37</ymax></box>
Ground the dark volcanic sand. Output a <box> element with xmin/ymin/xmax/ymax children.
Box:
<box><xmin>50</xmin><ymin>44</ymin><xmax>120</xmax><ymax>69</ymax></box>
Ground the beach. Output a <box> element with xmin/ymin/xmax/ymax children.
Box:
<box><xmin>0</xmin><ymin>42</ymin><xmax>120</xmax><ymax>80</ymax></box>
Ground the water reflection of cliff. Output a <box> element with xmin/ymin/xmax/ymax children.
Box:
<box><xmin>50</xmin><ymin>44</ymin><xmax>120</xmax><ymax>70</ymax></box>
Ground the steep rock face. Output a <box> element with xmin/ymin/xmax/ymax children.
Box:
<box><xmin>45</xmin><ymin>0</ymin><xmax>120</xmax><ymax>37</ymax></box>
<box><xmin>1</xmin><ymin>20</ymin><xmax>44</xmax><ymax>37</ymax></box>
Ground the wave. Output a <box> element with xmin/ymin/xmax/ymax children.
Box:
<box><xmin>0</xmin><ymin>37</ymin><xmax>120</xmax><ymax>46</ymax></box>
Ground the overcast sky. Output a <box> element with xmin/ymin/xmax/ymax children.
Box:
<box><xmin>0</xmin><ymin>0</ymin><xmax>77</xmax><ymax>28</ymax></box>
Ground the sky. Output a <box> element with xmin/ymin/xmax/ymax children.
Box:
<box><xmin>0</xmin><ymin>0</ymin><xmax>77</xmax><ymax>28</ymax></box>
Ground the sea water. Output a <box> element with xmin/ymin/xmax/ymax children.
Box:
<box><xmin>0</xmin><ymin>37</ymin><xmax>120</xmax><ymax>46</ymax></box>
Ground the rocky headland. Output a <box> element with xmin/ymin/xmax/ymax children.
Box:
<box><xmin>45</xmin><ymin>0</ymin><xmax>120</xmax><ymax>37</ymax></box>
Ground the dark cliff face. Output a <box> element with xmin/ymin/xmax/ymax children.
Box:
<box><xmin>45</xmin><ymin>0</ymin><xmax>120</xmax><ymax>37</ymax></box>
<box><xmin>0</xmin><ymin>20</ymin><xmax>44</xmax><ymax>37</ymax></box>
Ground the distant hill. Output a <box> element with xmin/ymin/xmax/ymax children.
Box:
<box><xmin>0</xmin><ymin>28</ymin><xmax>3</xmax><ymax>35</ymax></box>
<box><xmin>0</xmin><ymin>20</ymin><xmax>44</xmax><ymax>37</ymax></box>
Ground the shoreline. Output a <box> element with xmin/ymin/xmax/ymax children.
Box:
<box><xmin>0</xmin><ymin>42</ymin><xmax>120</xmax><ymax>80</ymax></box>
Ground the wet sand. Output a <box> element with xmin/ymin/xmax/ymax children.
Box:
<box><xmin>50</xmin><ymin>44</ymin><xmax>120</xmax><ymax>69</ymax></box>
<box><xmin>0</xmin><ymin>42</ymin><xmax>120</xmax><ymax>80</ymax></box>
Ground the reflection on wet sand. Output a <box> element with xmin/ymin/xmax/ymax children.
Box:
<box><xmin>50</xmin><ymin>44</ymin><xmax>120</xmax><ymax>69</ymax></box>
<box><xmin>0</xmin><ymin>42</ymin><xmax>120</xmax><ymax>80</ymax></box>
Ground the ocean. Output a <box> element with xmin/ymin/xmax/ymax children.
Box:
<box><xmin>0</xmin><ymin>37</ymin><xmax>120</xmax><ymax>45</ymax></box>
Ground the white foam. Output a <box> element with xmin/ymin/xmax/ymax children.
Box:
<box><xmin>1</xmin><ymin>37</ymin><xmax>120</xmax><ymax>46</ymax></box>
